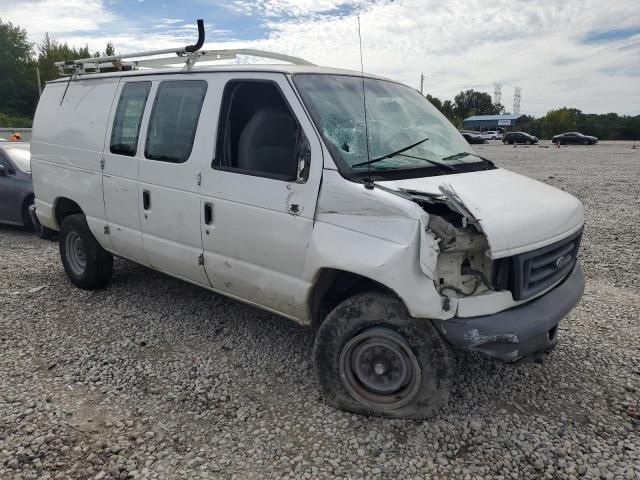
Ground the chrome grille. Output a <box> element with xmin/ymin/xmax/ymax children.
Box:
<box><xmin>494</xmin><ymin>229</ymin><xmax>582</xmax><ymax>301</ymax></box>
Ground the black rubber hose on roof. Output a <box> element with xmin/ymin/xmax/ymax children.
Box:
<box><xmin>185</xmin><ymin>19</ymin><xmax>205</xmax><ymax>53</ymax></box>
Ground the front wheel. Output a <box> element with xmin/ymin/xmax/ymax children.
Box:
<box><xmin>314</xmin><ymin>292</ymin><xmax>453</xmax><ymax>419</ymax></box>
<box><xmin>59</xmin><ymin>214</ymin><xmax>113</xmax><ymax>289</ymax></box>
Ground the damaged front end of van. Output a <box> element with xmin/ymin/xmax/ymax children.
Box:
<box><xmin>377</xmin><ymin>170</ymin><xmax>585</xmax><ymax>362</ymax></box>
<box><xmin>296</xmin><ymin>73</ymin><xmax>585</xmax><ymax>364</ymax></box>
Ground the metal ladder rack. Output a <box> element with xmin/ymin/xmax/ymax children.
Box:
<box><xmin>55</xmin><ymin>19</ymin><xmax>314</xmax><ymax>77</ymax></box>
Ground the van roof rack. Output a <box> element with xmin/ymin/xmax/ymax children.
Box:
<box><xmin>54</xmin><ymin>19</ymin><xmax>314</xmax><ymax>77</ymax></box>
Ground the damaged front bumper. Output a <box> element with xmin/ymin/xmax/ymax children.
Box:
<box><xmin>432</xmin><ymin>260</ymin><xmax>585</xmax><ymax>362</ymax></box>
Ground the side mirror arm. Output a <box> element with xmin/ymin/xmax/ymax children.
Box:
<box><xmin>295</xmin><ymin>133</ymin><xmax>311</xmax><ymax>184</ymax></box>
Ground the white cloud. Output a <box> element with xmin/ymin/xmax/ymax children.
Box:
<box><xmin>230</xmin><ymin>0</ymin><xmax>640</xmax><ymax>115</ymax></box>
<box><xmin>2</xmin><ymin>0</ymin><xmax>639</xmax><ymax>115</ymax></box>
<box><xmin>0</xmin><ymin>0</ymin><xmax>115</xmax><ymax>38</ymax></box>
<box><xmin>231</xmin><ymin>0</ymin><xmax>364</xmax><ymax>16</ymax></box>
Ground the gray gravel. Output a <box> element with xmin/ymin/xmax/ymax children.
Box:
<box><xmin>1</xmin><ymin>140</ymin><xmax>639</xmax><ymax>479</ymax></box>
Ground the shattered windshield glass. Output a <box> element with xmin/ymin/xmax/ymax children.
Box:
<box><xmin>293</xmin><ymin>74</ymin><xmax>477</xmax><ymax>174</ymax></box>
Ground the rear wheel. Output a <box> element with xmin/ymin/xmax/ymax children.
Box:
<box><xmin>314</xmin><ymin>292</ymin><xmax>453</xmax><ymax>419</ymax></box>
<box><xmin>59</xmin><ymin>214</ymin><xmax>113</xmax><ymax>289</ymax></box>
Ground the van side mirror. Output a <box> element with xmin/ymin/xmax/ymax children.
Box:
<box><xmin>295</xmin><ymin>133</ymin><xmax>311</xmax><ymax>184</ymax></box>
<box><xmin>0</xmin><ymin>165</ymin><xmax>7</xmax><ymax>177</ymax></box>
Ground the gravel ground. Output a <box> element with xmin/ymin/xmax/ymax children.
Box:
<box><xmin>1</xmin><ymin>140</ymin><xmax>639</xmax><ymax>480</ymax></box>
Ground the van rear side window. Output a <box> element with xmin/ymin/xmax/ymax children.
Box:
<box><xmin>110</xmin><ymin>82</ymin><xmax>151</xmax><ymax>156</ymax></box>
<box><xmin>144</xmin><ymin>80</ymin><xmax>207</xmax><ymax>163</ymax></box>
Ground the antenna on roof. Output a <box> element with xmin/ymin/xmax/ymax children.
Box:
<box><xmin>357</xmin><ymin>15</ymin><xmax>373</xmax><ymax>190</ymax></box>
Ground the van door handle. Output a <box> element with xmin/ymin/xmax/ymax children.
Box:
<box><xmin>143</xmin><ymin>190</ymin><xmax>151</xmax><ymax>210</ymax></box>
<box><xmin>204</xmin><ymin>202</ymin><xmax>213</xmax><ymax>225</ymax></box>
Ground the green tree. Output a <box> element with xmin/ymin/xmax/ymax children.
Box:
<box><xmin>453</xmin><ymin>89</ymin><xmax>504</xmax><ymax>121</ymax></box>
<box><xmin>0</xmin><ymin>18</ymin><xmax>39</xmax><ymax>118</ymax></box>
<box><xmin>542</xmin><ymin>108</ymin><xmax>578</xmax><ymax>138</ymax></box>
<box><xmin>36</xmin><ymin>33</ymin><xmax>92</xmax><ymax>85</ymax></box>
<box><xmin>425</xmin><ymin>94</ymin><xmax>443</xmax><ymax>111</ymax></box>
<box><xmin>104</xmin><ymin>41</ymin><xmax>115</xmax><ymax>56</ymax></box>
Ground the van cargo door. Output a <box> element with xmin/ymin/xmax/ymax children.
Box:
<box><xmin>102</xmin><ymin>80</ymin><xmax>152</xmax><ymax>262</ymax></box>
<box><xmin>137</xmin><ymin>77</ymin><xmax>211</xmax><ymax>286</ymax></box>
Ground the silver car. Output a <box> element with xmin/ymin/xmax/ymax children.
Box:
<box><xmin>0</xmin><ymin>142</ymin><xmax>52</xmax><ymax>237</ymax></box>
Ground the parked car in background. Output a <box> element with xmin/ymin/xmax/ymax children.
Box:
<box><xmin>0</xmin><ymin>142</ymin><xmax>52</xmax><ymax>237</ymax></box>
<box><xmin>503</xmin><ymin>132</ymin><xmax>539</xmax><ymax>145</ymax></box>
<box><xmin>461</xmin><ymin>131</ymin><xmax>487</xmax><ymax>144</ymax></box>
<box><xmin>552</xmin><ymin>132</ymin><xmax>598</xmax><ymax>145</ymax></box>
<box><xmin>480</xmin><ymin>130</ymin><xmax>503</xmax><ymax>141</ymax></box>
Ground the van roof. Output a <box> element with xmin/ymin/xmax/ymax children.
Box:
<box><xmin>47</xmin><ymin>63</ymin><xmax>393</xmax><ymax>84</ymax></box>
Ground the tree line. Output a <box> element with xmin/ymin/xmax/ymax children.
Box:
<box><xmin>426</xmin><ymin>90</ymin><xmax>639</xmax><ymax>140</ymax></box>
<box><xmin>0</xmin><ymin>18</ymin><xmax>114</xmax><ymax>128</ymax></box>
<box><xmin>1</xmin><ymin>18</ymin><xmax>638</xmax><ymax>140</ymax></box>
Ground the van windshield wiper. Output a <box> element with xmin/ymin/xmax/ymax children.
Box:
<box><xmin>442</xmin><ymin>151</ymin><xmax>495</xmax><ymax>167</ymax></box>
<box><xmin>351</xmin><ymin>136</ymin><xmax>429</xmax><ymax>168</ymax></box>
<box><xmin>397</xmin><ymin>153</ymin><xmax>456</xmax><ymax>171</ymax></box>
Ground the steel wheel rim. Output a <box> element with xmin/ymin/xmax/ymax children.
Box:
<box><xmin>65</xmin><ymin>231</ymin><xmax>86</xmax><ymax>276</ymax></box>
<box><xmin>339</xmin><ymin>327</ymin><xmax>421</xmax><ymax>410</ymax></box>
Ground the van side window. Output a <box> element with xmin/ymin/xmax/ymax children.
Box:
<box><xmin>145</xmin><ymin>80</ymin><xmax>207</xmax><ymax>163</ymax></box>
<box><xmin>110</xmin><ymin>82</ymin><xmax>151</xmax><ymax>156</ymax></box>
<box><xmin>215</xmin><ymin>80</ymin><xmax>303</xmax><ymax>181</ymax></box>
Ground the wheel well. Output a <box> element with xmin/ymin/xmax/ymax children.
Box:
<box><xmin>310</xmin><ymin>269</ymin><xmax>395</xmax><ymax>329</ymax></box>
<box><xmin>54</xmin><ymin>198</ymin><xmax>83</xmax><ymax>227</ymax></box>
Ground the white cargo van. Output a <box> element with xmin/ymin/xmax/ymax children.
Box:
<box><xmin>30</xmin><ymin>33</ymin><xmax>584</xmax><ymax>418</ymax></box>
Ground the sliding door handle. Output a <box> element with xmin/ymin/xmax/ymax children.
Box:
<box><xmin>143</xmin><ymin>190</ymin><xmax>151</xmax><ymax>210</ymax></box>
<box><xmin>204</xmin><ymin>202</ymin><xmax>213</xmax><ymax>225</ymax></box>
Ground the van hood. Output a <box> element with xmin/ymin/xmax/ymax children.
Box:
<box><xmin>376</xmin><ymin>168</ymin><xmax>584</xmax><ymax>259</ymax></box>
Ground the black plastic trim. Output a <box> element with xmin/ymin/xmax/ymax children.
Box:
<box><xmin>433</xmin><ymin>261</ymin><xmax>585</xmax><ymax>362</ymax></box>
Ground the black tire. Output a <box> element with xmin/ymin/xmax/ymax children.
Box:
<box><xmin>59</xmin><ymin>214</ymin><xmax>113</xmax><ymax>289</ymax></box>
<box><xmin>313</xmin><ymin>292</ymin><xmax>453</xmax><ymax>419</ymax></box>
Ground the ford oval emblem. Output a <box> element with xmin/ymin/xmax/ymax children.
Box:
<box><xmin>555</xmin><ymin>255</ymin><xmax>571</xmax><ymax>269</ymax></box>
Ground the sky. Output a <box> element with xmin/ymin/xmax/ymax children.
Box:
<box><xmin>1</xmin><ymin>0</ymin><xmax>639</xmax><ymax>116</ymax></box>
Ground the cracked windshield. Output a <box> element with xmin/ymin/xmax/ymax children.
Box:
<box><xmin>293</xmin><ymin>74</ymin><xmax>476</xmax><ymax>173</ymax></box>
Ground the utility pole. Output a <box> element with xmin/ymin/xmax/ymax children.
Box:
<box><xmin>36</xmin><ymin>66</ymin><xmax>42</xmax><ymax>97</ymax></box>
<box><xmin>420</xmin><ymin>73</ymin><xmax>424</xmax><ymax>95</ymax></box>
